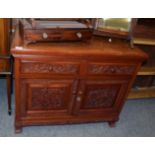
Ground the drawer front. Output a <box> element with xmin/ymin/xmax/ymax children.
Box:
<box><xmin>87</xmin><ymin>63</ymin><xmax>136</xmax><ymax>75</ymax></box>
<box><xmin>25</xmin><ymin>30</ymin><xmax>92</xmax><ymax>42</ymax></box>
<box><xmin>20</xmin><ymin>61</ymin><xmax>80</xmax><ymax>75</ymax></box>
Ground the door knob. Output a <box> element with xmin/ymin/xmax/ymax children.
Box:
<box><xmin>76</xmin><ymin>96</ymin><xmax>82</xmax><ymax>102</ymax></box>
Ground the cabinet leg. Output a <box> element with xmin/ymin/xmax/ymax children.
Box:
<box><xmin>6</xmin><ymin>75</ymin><xmax>12</xmax><ymax>115</ymax></box>
<box><xmin>15</xmin><ymin>126</ymin><xmax>22</xmax><ymax>134</ymax></box>
<box><xmin>108</xmin><ymin>121</ymin><xmax>117</xmax><ymax>127</ymax></box>
<box><xmin>8</xmin><ymin>110</ymin><xmax>12</xmax><ymax>115</ymax></box>
<box><xmin>11</xmin><ymin>74</ymin><xmax>13</xmax><ymax>94</ymax></box>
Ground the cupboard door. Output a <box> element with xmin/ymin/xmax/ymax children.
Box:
<box><xmin>20</xmin><ymin>79</ymin><xmax>78</xmax><ymax>118</ymax></box>
<box><xmin>73</xmin><ymin>79</ymin><xmax>129</xmax><ymax>116</ymax></box>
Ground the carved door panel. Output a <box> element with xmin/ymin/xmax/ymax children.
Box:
<box><xmin>20</xmin><ymin>79</ymin><xmax>78</xmax><ymax>118</ymax></box>
<box><xmin>73</xmin><ymin>79</ymin><xmax>129</xmax><ymax>116</ymax></box>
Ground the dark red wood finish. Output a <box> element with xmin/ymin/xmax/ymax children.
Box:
<box><xmin>11</xmin><ymin>27</ymin><xmax>148</xmax><ymax>133</ymax></box>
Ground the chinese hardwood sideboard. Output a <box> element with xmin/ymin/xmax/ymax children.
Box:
<box><xmin>11</xmin><ymin>28</ymin><xmax>148</xmax><ymax>133</ymax></box>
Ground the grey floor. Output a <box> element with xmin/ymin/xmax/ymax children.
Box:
<box><xmin>0</xmin><ymin>79</ymin><xmax>155</xmax><ymax>137</ymax></box>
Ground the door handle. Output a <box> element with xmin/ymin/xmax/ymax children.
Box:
<box><xmin>76</xmin><ymin>96</ymin><xmax>82</xmax><ymax>102</ymax></box>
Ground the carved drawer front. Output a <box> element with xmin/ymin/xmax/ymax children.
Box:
<box><xmin>87</xmin><ymin>63</ymin><xmax>136</xmax><ymax>75</ymax></box>
<box><xmin>20</xmin><ymin>79</ymin><xmax>78</xmax><ymax>117</ymax></box>
<box><xmin>20</xmin><ymin>61</ymin><xmax>80</xmax><ymax>75</ymax></box>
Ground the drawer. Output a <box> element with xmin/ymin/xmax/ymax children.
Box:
<box><xmin>20</xmin><ymin>61</ymin><xmax>80</xmax><ymax>75</ymax></box>
<box><xmin>87</xmin><ymin>63</ymin><xmax>136</xmax><ymax>75</ymax></box>
<box><xmin>24</xmin><ymin>29</ymin><xmax>92</xmax><ymax>42</ymax></box>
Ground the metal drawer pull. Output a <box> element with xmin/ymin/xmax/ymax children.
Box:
<box><xmin>76</xmin><ymin>32</ymin><xmax>83</xmax><ymax>39</ymax></box>
<box><xmin>42</xmin><ymin>32</ymin><xmax>48</xmax><ymax>39</ymax></box>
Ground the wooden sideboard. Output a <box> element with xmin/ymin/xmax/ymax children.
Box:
<box><xmin>11</xmin><ymin>27</ymin><xmax>148</xmax><ymax>133</ymax></box>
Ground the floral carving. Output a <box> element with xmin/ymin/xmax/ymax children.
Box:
<box><xmin>84</xmin><ymin>86</ymin><xmax>120</xmax><ymax>109</ymax></box>
<box><xmin>31</xmin><ymin>87</ymin><xmax>66</xmax><ymax>110</ymax></box>
<box><xmin>88</xmin><ymin>64</ymin><xmax>135</xmax><ymax>74</ymax></box>
<box><xmin>21</xmin><ymin>62</ymin><xmax>79</xmax><ymax>74</ymax></box>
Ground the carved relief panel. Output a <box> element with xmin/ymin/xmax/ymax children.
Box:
<box><xmin>30</xmin><ymin>86</ymin><xmax>67</xmax><ymax>110</ymax></box>
<box><xmin>20</xmin><ymin>79</ymin><xmax>77</xmax><ymax>117</ymax></box>
<box><xmin>21</xmin><ymin>61</ymin><xmax>80</xmax><ymax>75</ymax></box>
<box><xmin>88</xmin><ymin>63</ymin><xmax>136</xmax><ymax>75</ymax></box>
<box><xmin>77</xmin><ymin>79</ymin><xmax>129</xmax><ymax>114</ymax></box>
<box><xmin>83</xmin><ymin>85</ymin><xmax>120</xmax><ymax>109</ymax></box>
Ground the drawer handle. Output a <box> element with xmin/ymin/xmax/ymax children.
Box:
<box><xmin>76</xmin><ymin>32</ymin><xmax>83</xmax><ymax>39</ymax></box>
<box><xmin>42</xmin><ymin>32</ymin><xmax>48</xmax><ymax>39</ymax></box>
